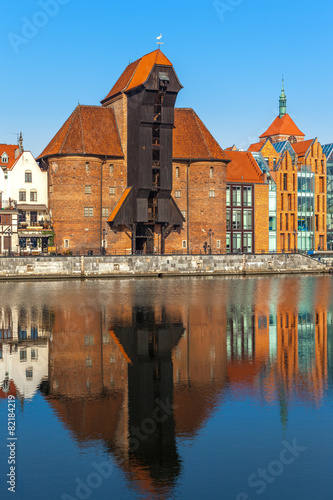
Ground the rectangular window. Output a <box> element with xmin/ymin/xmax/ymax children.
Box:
<box><xmin>210</xmin><ymin>167</ymin><xmax>214</xmax><ymax>178</ymax></box>
<box><xmin>232</xmin><ymin>186</ymin><xmax>241</xmax><ymax>206</ymax></box>
<box><xmin>209</xmin><ymin>190</ymin><xmax>215</xmax><ymax>198</ymax></box>
<box><xmin>281</xmin><ymin>193</ymin><xmax>284</xmax><ymax>210</ymax></box>
<box><xmin>319</xmin><ymin>177</ymin><xmax>325</xmax><ymax>193</ymax></box>
<box><xmin>109</xmin><ymin>164</ymin><xmax>113</xmax><ymax>174</ymax></box>
<box><xmin>84</xmin><ymin>335</ymin><xmax>94</xmax><ymax>346</ymax></box>
<box><xmin>49</xmin><ymin>185</ymin><xmax>53</xmax><ymax>194</ymax></box>
<box><xmin>109</xmin><ymin>187</ymin><xmax>116</xmax><ymax>195</ymax></box>
<box><xmin>285</xmin><ymin>213</ymin><xmax>289</xmax><ymax>231</ymax></box>
<box><xmin>288</xmin><ymin>194</ymin><xmax>292</xmax><ymax>211</ymax></box>
<box><xmin>181</xmin><ymin>210</ymin><xmax>186</xmax><ymax>220</ymax></box>
<box><xmin>233</xmin><ymin>210</ymin><xmax>242</xmax><ymax>230</ymax></box>
<box><xmin>243</xmin><ymin>210</ymin><xmax>252</xmax><ymax>230</ymax></box>
<box><xmin>269</xmin><ymin>216</ymin><xmax>276</xmax><ymax>231</ymax></box>
<box><xmin>243</xmin><ymin>187</ymin><xmax>252</xmax><ymax>207</ymax></box>
<box><xmin>283</xmin><ymin>173</ymin><xmax>287</xmax><ymax>190</ymax></box>
<box><xmin>102</xmin><ymin>207</ymin><xmax>109</xmax><ymax>218</ymax></box>
<box><xmin>182</xmin><ymin>240</ymin><xmax>187</xmax><ymax>249</ymax></box>
<box><xmin>31</xmin><ymin>348</ymin><xmax>38</xmax><ymax>361</ymax></box>
<box><xmin>19</xmin><ymin>191</ymin><xmax>26</xmax><ymax>201</ymax></box>
<box><xmin>25</xmin><ymin>172</ymin><xmax>32</xmax><ymax>183</ymax></box>
<box><xmin>226</xmin><ymin>233</ymin><xmax>231</xmax><ymax>253</ymax></box>
<box><xmin>20</xmin><ymin>349</ymin><xmax>27</xmax><ymax>361</ymax></box>
<box><xmin>84</xmin><ymin>207</ymin><xmax>94</xmax><ymax>217</ymax></box>
<box><xmin>30</xmin><ymin>191</ymin><xmax>37</xmax><ymax>202</ymax></box>
<box><xmin>232</xmin><ymin>233</ymin><xmax>242</xmax><ymax>252</ymax></box>
<box><xmin>85</xmin><ymin>185</ymin><xmax>91</xmax><ymax>194</ymax></box>
<box><xmin>226</xmin><ymin>186</ymin><xmax>231</xmax><ymax>206</ymax></box>
<box><xmin>243</xmin><ymin>233</ymin><xmax>252</xmax><ymax>253</ymax></box>
<box><xmin>175</xmin><ymin>190</ymin><xmax>181</xmax><ymax>198</ymax></box>
<box><xmin>175</xmin><ymin>167</ymin><xmax>179</xmax><ymax>178</ymax></box>
<box><xmin>85</xmin><ymin>162</ymin><xmax>90</xmax><ymax>172</ymax></box>
<box><xmin>226</xmin><ymin>210</ymin><xmax>231</xmax><ymax>230</ymax></box>
<box><xmin>64</xmin><ymin>239</ymin><xmax>69</xmax><ymax>248</ymax></box>
<box><xmin>216</xmin><ymin>240</ymin><xmax>221</xmax><ymax>248</ymax></box>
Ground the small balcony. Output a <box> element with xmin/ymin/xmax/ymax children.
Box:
<box><xmin>0</xmin><ymin>200</ymin><xmax>17</xmax><ymax>210</ymax></box>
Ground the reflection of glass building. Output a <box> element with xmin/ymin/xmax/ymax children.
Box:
<box><xmin>322</xmin><ymin>144</ymin><xmax>333</xmax><ymax>249</ymax></box>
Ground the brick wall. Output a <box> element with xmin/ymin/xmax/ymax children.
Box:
<box><xmin>166</xmin><ymin>161</ymin><xmax>227</xmax><ymax>254</ymax></box>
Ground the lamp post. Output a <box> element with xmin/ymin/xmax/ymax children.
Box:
<box><xmin>208</xmin><ymin>229</ymin><xmax>214</xmax><ymax>255</ymax></box>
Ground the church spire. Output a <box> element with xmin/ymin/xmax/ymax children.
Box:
<box><xmin>279</xmin><ymin>77</ymin><xmax>287</xmax><ymax>118</ymax></box>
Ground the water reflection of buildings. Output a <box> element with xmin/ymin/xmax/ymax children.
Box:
<box><xmin>0</xmin><ymin>305</ymin><xmax>50</xmax><ymax>400</ymax></box>
<box><xmin>226</xmin><ymin>277</ymin><xmax>329</xmax><ymax>410</ymax></box>
<box><xmin>2</xmin><ymin>278</ymin><xmax>332</xmax><ymax>498</ymax></box>
<box><xmin>42</xmin><ymin>282</ymin><xmax>228</xmax><ymax>499</ymax></box>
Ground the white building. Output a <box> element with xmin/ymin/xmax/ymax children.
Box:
<box><xmin>0</xmin><ymin>137</ymin><xmax>51</xmax><ymax>254</ymax></box>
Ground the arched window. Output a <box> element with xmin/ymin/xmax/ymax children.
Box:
<box><xmin>19</xmin><ymin>190</ymin><xmax>26</xmax><ymax>202</ymax></box>
<box><xmin>30</xmin><ymin>190</ymin><xmax>37</xmax><ymax>202</ymax></box>
<box><xmin>25</xmin><ymin>170</ymin><xmax>32</xmax><ymax>182</ymax></box>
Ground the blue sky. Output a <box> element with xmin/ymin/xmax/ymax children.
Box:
<box><xmin>2</xmin><ymin>0</ymin><xmax>333</xmax><ymax>156</ymax></box>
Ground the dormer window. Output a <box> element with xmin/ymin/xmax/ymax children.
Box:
<box><xmin>1</xmin><ymin>153</ymin><xmax>8</xmax><ymax>164</ymax></box>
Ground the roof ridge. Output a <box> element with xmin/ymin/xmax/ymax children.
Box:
<box><xmin>124</xmin><ymin>57</ymin><xmax>142</xmax><ymax>92</ymax></box>
<box><xmin>59</xmin><ymin>108</ymin><xmax>78</xmax><ymax>154</ymax></box>
<box><xmin>192</xmin><ymin>110</ymin><xmax>213</xmax><ymax>158</ymax></box>
<box><xmin>77</xmin><ymin>106</ymin><xmax>86</xmax><ymax>154</ymax></box>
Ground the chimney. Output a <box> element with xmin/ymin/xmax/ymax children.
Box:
<box><xmin>262</xmin><ymin>170</ymin><xmax>268</xmax><ymax>183</ymax></box>
<box><xmin>18</xmin><ymin>132</ymin><xmax>24</xmax><ymax>154</ymax></box>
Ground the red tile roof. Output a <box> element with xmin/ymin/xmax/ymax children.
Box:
<box><xmin>226</xmin><ymin>151</ymin><xmax>265</xmax><ymax>183</ymax></box>
<box><xmin>173</xmin><ymin>108</ymin><xmax>229</xmax><ymax>161</ymax></box>
<box><xmin>0</xmin><ymin>144</ymin><xmax>20</xmax><ymax>169</ymax></box>
<box><xmin>248</xmin><ymin>142</ymin><xmax>263</xmax><ymax>152</ymax></box>
<box><xmin>101</xmin><ymin>49</ymin><xmax>173</xmax><ymax>103</ymax></box>
<box><xmin>259</xmin><ymin>113</ymin><xmax>305</xmax><ymax>139</ymax></box>
<box><xmin>38</xmin><ymin>106</ymin><xmax>228</xmax><ymax>162</ymax></box>
<box><xmin>37</xmin><ymin>105</ymin><xmax>124</xmax><ymax>160</ymax></box>
<box><xmin>291</xmin><ymin>138</ymin><xmax>314</xmax><ymax>157</ymax></box>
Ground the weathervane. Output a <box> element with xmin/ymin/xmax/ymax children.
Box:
<box><xmin>156</xmin><ymin>34</ymin><xmax>163</xmax><ymax>48</ymax></box>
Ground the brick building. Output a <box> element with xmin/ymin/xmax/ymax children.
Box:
<box><xmin>38</xmin><ymin>49</ymin><xmax>228</xmax><ymax>255</ymax></box>
<box><xmin>247</xmin><ymin>83</ymin><xmax>327</xmax><ymax>251</ymax></box>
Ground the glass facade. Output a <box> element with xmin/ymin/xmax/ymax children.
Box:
<box><xmin>226</xmin><ymin>184</ymin><xmax>254</xmax><ymax>253</ymax></box>
<box><xmin>297</xmin><ymin>168</ymin><xmax>315</xmax><ymax>251</ymax></box>
<box><xmin>323</xmin><ymin>144</ymin><xmax>333</xmax><ymax>249</ymax></box>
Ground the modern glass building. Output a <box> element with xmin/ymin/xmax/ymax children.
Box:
<box><xmin>322</xmin><ymin>144</ymin><xmax>333</xmax><ymax>249</ymax></box>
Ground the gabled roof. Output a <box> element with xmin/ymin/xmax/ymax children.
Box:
<box><xmin>37</xmin><ymin>105</ymin><xmax>124</xmax><ymax>160</ymax></box>
<box><xmin>292</xmin><ymin>138</ymin><xmax>314</xmax><ymax>158</ymax></box>
<box><xmin>248</xmin><ymin>142</ymin><xmax>263</xmax><ymax>152</ymax></box>
<box><xmin>173</xmin><ymin>109</ymin><xmax>229</xmax><ymax>161</ymax></box>
<box><xmin>259</xmin><ymin>113</ymin><xmax>305</xmax><ymax>139</ymax></box>
<box><xmin>226</xmin><ymin>151</ymin><xmax>265</xmax><ymax>184</ymax></box>
<box><xmin>101</xmin><ymin>49</ymin><xmax>173</xmax><ymax>103</ymax></box>
<box><xmin>0</xmin><ymin>144</ymin><xmax>20</xmax><ymax>169</ymax></box>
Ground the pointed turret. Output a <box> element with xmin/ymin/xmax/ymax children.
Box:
<box><xmin>279</xmin><ymin>78</ymin><xmax>287</xmax><ymax>119</ymax></box>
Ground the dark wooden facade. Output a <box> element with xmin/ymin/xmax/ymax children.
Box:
<box><xmin>107</xmin><ymin>63</ymin><xmax>185</xmax><ymax>253</ymax></box>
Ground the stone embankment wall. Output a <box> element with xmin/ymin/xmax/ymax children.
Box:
<box><xmin>0</xmin><ymin>254</ymin><xmax>328</xmax><ymax>280</ymax></box>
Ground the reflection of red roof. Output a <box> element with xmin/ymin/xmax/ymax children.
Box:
<box><xmin>37</xmin><ymin>105</ymin><xmax>124</xmax><ymax>160</ymax></box>
<box><xmin>259</xmin><ymin>114</ymin><xmax>305</xmax><ymax>139</ymax></box>
<box><xmin>226</xmin><ymin>151</ymin><xmax>265</xmax><ymax>183</ymax></box>
<box><xmin>292</xmin><ymin>138</ymin><xmax>314</xmax><ymax>157</ymax></box>
<box><xmin>0</xmin><ymin>144</ymin><xmax>20</xmax><ymax>169</ymax></box>
<box><xmin>101</xmin><ymin>49</ymin><xmax>173</xmax><ymax>103</ymax></box>
<box><xmin>173</xmin><ymin>109</ymin><xmax>229</xmax><ymax>161</ymax></box>
<box><xmin>0</xmin><ymin>380</ymin><xmax>17</xmax><ymax>399</ymax></box>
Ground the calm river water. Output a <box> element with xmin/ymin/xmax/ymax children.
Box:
<box><xmin>0</xmin><ymin>275</ymin><xmax>333</xmax><ymax>500</ymax></box>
